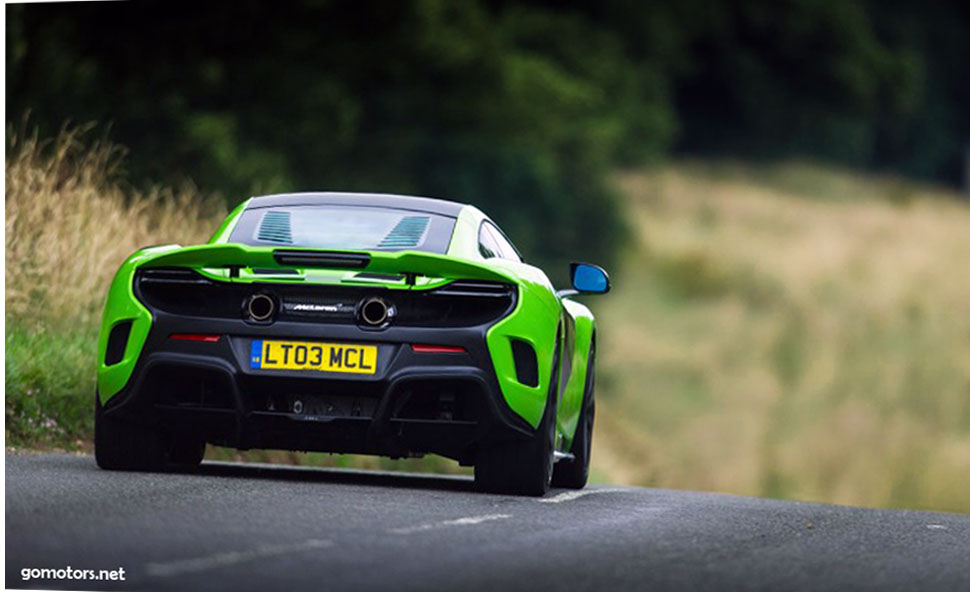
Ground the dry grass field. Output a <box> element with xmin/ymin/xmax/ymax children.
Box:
<box><xmin>592</xmin><ymin>163</ymin><xmax>970</xmax><ymax>512</ymax></box>
<box><xmin>6</xmin><ymin>130</ymin><xmax>970</xmax><ymax>511</ymax></box>
<box><xmin>5</xmin><ymin>126</ymin><xmax>226</xmax><ymax>328</ymax></box>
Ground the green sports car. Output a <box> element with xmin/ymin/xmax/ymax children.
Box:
<box><xmin>95</xmin><ymin>193</ymin><xmax>610</xmax><ymax>496</ymax></box>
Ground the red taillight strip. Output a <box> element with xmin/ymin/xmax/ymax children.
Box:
<box><xmin>411</xmin><ymin>344</ymin><xmax>467</xmax><ymax>354</ymax></box>
<box><xmin>169</xmin><ymin>333</ymin><xmax>221</xmax><ymax>343</ymax></box>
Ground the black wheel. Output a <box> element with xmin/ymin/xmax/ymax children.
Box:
<box><xmin>166</xmin><ymin>434</ymin><xmax>206</xmax><ymax>472</ymax></box>
<box><xmin>552</xmin><ymin>340</ymin><xmax>595</xmax><ymax>489</ymax></box>
<box><xmin>94</xmin><ymin>393</ymin><xmax>204</xmax><ymax>472</ymax></box>
<box><xmin>475</xmin><ymin>346</ymin><xmax>560</xmax><ymax>496</ymax></box>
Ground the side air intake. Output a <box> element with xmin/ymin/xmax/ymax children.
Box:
<box><xmin>105</xmin><ymin>321</ymin><xmax>132</xmax><ymax>366</ymax></box>
<box><xmin>511</xmin><ymin>339</ymin><xmax>539</xmax><ymax>387</ymax></box>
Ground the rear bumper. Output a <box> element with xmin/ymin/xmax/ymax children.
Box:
<box><xmin>102</xmin><ymin>314</ymin><xmax>534</xmax><ymax>464</ymax></box>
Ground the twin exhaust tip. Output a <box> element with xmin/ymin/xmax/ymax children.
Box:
<box><xmin>359</xmin><ymin>297</ymin><xmax>392</xmax><ymax>327</ymax></box>
<box><xmin>245</xmin><ymin>293</ymin><xmax>393</xmax><ymax>327</ymax></box>
<box><xmin>246</xmin><ymin>293</ymin><xmax>276</xmax><ymax>322</ymax></box>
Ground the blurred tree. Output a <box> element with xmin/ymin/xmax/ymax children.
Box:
<box><xmin>6</xmin><ymin>0</ymin><xmax>969</xmax><ymax>270</ymax></box>
<box><xmin>6</xmin><ymin>0</ymin><xmax>655</xmax><ymax>274</ymax></box>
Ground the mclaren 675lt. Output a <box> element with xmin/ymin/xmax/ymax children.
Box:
<box><xmin>95</xmin><ymin>192</ymin><xmax>610</xmax><ymax>495</ymax></box>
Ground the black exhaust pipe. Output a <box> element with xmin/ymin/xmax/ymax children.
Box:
<box><xmin>359</xmin><ymin>297</ymin><xmax>391</xmax><ymax>327</ymax></box>
<box><xmin>246</xmin><ymin>293</ymin><xmax>276</xmax><ymax>321</ymax></box>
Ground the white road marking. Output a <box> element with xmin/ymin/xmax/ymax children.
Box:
<box><xmin>145</xmin><ymin>539</ymin><xmax>332</xmax><ymax>577</ymax></box>
<box><xmin>537</xmin><ymin>488</ymin><xmax>627</xmax><ymax>504</ymax></box>
<box><xmin>926</xmin><ymin>524</ymin><xmax>948</xmax><ymax>530</ymax></box>
<box><xmin>390</xmin><ymin>513</ymin><xmax>511</xmax><ymax>535</ymax></box>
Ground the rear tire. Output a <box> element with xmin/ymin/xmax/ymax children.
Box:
<box><xmin>475</xmin><ymin>347</ymin><xmax>560</xmax><ymax>496</ymax></box>
<box><xmin>167</xmin><ymin>435</ymin><xmax>206</xmax><ymax>472</ymax></box>
<box><xmin>94</xmin><ymin>394</ymin><xmax>204</xmax><ymax>472</ymax></box>
<box><xmin>551</xmin><ymin>341</ymin><xmax>595</xmax><ymax>489</ymax></box>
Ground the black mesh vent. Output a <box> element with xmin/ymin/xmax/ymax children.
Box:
<box><xmin>135</xmin><ymin>269</ymin><xmax>516</xmax><ymax>328</ymax></box>
<box><xmin>511</xmin><ymin>339</ymin><xmax>539</xmax><ymax>387</ymax></box>
<box><xmin>149</xmin><ymin>364</ymin><xmax>235</xmax><ymax>410</ymax></box>
<box><xmin>105</xmin><ymin>321</ymin><xmax>132</xmax><ymax>366</ymax></box>
<box><xmin>391</xmin><ymin>379</ymin><xmax>484</xmax><ymax>422</ymax></box>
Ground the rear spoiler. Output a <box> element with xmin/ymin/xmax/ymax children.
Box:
<box><xmin>137</xmin><ymin>244</ymin><xmax>514</xmax><ymax>284</ymax></box>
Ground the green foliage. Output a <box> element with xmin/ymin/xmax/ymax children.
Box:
<box><xmin>649</xmin><ymin>0</ymin><xmax>970</xmax><ymax>182</ymax></box>
<box><xmin>5</xmin><ymin>1</ymin><xmax>664</xmax><ymax>272</ymax></box>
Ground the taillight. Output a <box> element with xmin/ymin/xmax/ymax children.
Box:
<box><xmin>169</xmin><ymin>333</ymin><xmax>221</xmax><ymax>343</ymax></box>
<box><xmin>411</xmin><ymin>344</ymin><xmax>466</xmax><ymax>354</ymax></box>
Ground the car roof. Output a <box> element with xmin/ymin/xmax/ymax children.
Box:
<box><xmin>246</xmin><ymin>192</ymin><xmax>466</xmax><ymax>218</ymax></box>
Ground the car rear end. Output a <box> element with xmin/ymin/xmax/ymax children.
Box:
<box><xmin>101</xmin><ymin>262</ymin><xmax>531</xmax><ymax>465</ymax></box>
<box><xmin>104</xmin><ymin>196</ymin><xmax>539</xmax><ymax>458</ymax></box>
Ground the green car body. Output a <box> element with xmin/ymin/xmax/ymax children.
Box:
<box><xmin>95</xmin><ymin>193</ymin><xmax>608</xmax><ymax>495</ymax></box>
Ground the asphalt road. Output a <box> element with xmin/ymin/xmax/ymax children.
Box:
<box><xmin>5</xmin><ymin>453</ymin><xmax>969</xmax><ymax>592</ymax></box>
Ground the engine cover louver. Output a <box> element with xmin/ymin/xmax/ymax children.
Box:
<box><xmin>257</xmin><ymin>211</ymin><xmax>293</xmax><ymax>244</ymax></box>
<box><xmin>377</xmin><ymin>216</ymin><xmax>430</xmax><ymax>248</ymax></box>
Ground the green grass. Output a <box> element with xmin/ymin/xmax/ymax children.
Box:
<box><xmin>5</xmin><ymin>322</ymin><xmax>97</xmax><ymax>448</ymax></box>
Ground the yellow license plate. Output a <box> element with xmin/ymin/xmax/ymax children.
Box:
<box><xmin>249</xmin><ymin>340</ymin><xmax>377</xmax><ymax>374</ymax></box>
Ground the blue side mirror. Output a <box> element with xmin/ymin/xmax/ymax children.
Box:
<box><xmin>570</xmin><ymin>262</ymin><xmax>611</xmax><ymax>294</ymax></box>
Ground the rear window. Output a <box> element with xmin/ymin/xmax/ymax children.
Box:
<box><xmin>228</xmin><ymin>206</ymin><xmax>457</xmax><ymax>254</ymax></box>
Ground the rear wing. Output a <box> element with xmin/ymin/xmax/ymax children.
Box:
<box><xmin>137</xmin><ymin>244</ymin><xmax>514</xmax><ymax>285</ymax></box>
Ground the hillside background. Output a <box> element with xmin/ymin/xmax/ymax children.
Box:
<box><xmin>6</xmin><ymin>1</ymin><xmax>970</xmax><ymax>512</ymax></box>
